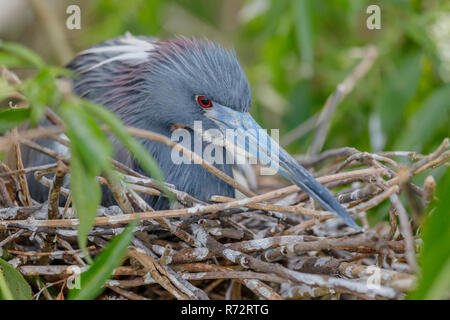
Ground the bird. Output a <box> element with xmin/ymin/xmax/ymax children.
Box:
<box><xmin>23</xmin><ymin>33</ymin><xmax>360</xmax><ymax>231</ymax></box>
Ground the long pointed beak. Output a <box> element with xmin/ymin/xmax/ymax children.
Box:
<box><xmin>204</xmin><ymin>104</ymin><xmax>360</xmax><ymax>231</ymax></box>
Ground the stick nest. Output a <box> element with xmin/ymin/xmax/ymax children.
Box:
<box><xmin>1</xmin><ymin>115</ymin><xmax>448</xmax><ymax>300</ymax></box>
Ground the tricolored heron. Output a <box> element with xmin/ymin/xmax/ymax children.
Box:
<box><xmin>25</xmin><ymin>34</ymin><xmax>359</xmax><ymax>230</ymax></box>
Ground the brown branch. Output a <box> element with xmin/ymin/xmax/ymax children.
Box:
<box><xmin>389</xmin><ymin>194</ymin><xmax>418</xmax><ymax>273</ymax></box>
<box><xmin>11</xmin><ymin>129</ymin><xmax>32</xmax><ymax>206</ymax></box>
<box><xmin>47</xmin><ymin>160</ymin><xmax>68</xmax><ymax>219</ymax></box>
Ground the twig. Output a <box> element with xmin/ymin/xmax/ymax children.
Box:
<box><xmin>127</xmin><ymin>249</ymin><xmax>190</xmax><ymax>300</ymax></box>
<box><xmin>132</xmin><ymin>238</ymin><xmax>209</xmax><ymax>300</ymax></box>
<box><xmin>389</xmin><ymin>194</ymin><xmax>418</xmax><ymax>273</ymax></box>
<box><xmin>48</xmin><ymin>160</ymin><xmax>68</xmax><ymax>219</ymax></box>
<box><xmin>107</xmin><ymin>286</ymin><xmax>150</xmax><ymax>300</ymax></box>
<box><xmin>0</xmin><ymin>229</ymin><xmax>25</xmax><ymax>248</ymax></box>
<box><xmin>283</xmin><ymin>185</ymin><xmax>399</xmax><ymax>235</ymax></box>
<box><xmin>11</xmin><ymin>129</ymin><xmax>32</xmax><ymax>206</ymax></box>
<box><xmin>191</xmin><ymin>224</ymin><xmax>398</xmax><ymax>298</ymax></box>
<box><xmin>0</xmin><ymin>177</ymin><xmax>14</xmax><ymax>207</ymax></box>
<box><xmin>422</xmin><ymin>175</ymin><xmax>436</xmax><ymax>208</ymax></box>
<box><xmin>288</xmin><ymin>256</ymin><xmax>415</xmax><ymax>290</ymax></box>
<box><xmin>176</xmin><ymin>263</ymin><xmax>283</xmax><ymax>300</ymax></box>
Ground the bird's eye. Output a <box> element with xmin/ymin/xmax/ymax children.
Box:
<box><xmin>196</xmin><ymin>95</ymin><xmax>212</xmax><ymax>109</ymax></box>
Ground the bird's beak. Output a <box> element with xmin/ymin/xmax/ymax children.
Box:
<box><xmin>203</xmin><ymin>104</ymin><xmax>360</xmax><ymax>231</ymax></box>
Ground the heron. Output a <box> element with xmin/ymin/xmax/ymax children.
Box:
<box><xmin>24</xmin><ymin>33</ymin><xmax>360</xmax><ymax>231</ymax></box>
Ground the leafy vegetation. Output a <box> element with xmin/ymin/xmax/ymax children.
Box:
<box><xmin>409</xmin><ymin>170</ymin><xmax>450</xmax><ymax>299</ymax></box>
<box><xmin>0</xmin><ymin>258</ymin><xmax>32</xmax><ymax>300</ymax></box>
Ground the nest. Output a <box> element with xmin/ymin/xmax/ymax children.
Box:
<box><xmin>1</xmin><ymin>113</ymin><xmax>449</xmax><ymax>299</ymax></box>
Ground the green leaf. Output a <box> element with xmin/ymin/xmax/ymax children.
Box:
<box><xmin>69</xmin><ymin>152</ymin><xmax>101</xmax><ymax>264</ymax></box>
<box><xmin>375</xmin><ymin>54</ymin><xmax>422</xmax><ymax>138</ymax></box>
<box><xmin>0</xmin><ymin>52</ymin><xmax>30</xmax><ymax>68</ymax></box>
<box><xmin>0</xmin><ymin>41</ymin><xmax>45</xmax><ymax>69</ymax></box>
<box><xmin>59</xmin><ymin>102</ymin><xmax>112</xmax><ymax>175</ymax></box>
<box><xmin>395</xmin><ymin>84</ymin><xmax>450</xmax><ymax>152</ymax></box>
<box><xmin>21</xmin><ymin>68</ymin><xmax>62</xmax><ymax>125</ymax></box>
<box><xmin>0</xmin><ymin>258</ymin><xmax>32</xmax><ymax>300</ymax></box>
<box><xmin>408</xmin><ymin>171</ymin><xmax>450</xmax><ymax>299</ymax></box>
<box><xmin>0</xmin><ymin>108</ymin><xmax>30</xmax><ymax>134</ymax></box>
<box><xmin>0</xmin><ymin>266</ymin><xmax>13</xmax><ymax>300</ymax></box>
<box><xmin>400</xmin><ymin>14</ymin><xmax>439</xmax><ymax>67</ymax></box>
<box><xmin>59</xmin><ymin>101</ymin><xmax>113</xmax><ymax>262</ymax></box>
<box><xmin>293</xmin><ymin>0</ymin><xmax>314</xmax><ymax>78</ymax></box>
<box><xmin>68</xmin><ymin>220</ymin><xmax>137</xmax><ymax>300</ymax></box>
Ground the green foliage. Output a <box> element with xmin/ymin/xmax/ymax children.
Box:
<box><xmin>60</xmin><ymin>102</ymin><xmax>113</xmax><ymax>175</ymax></box>
<box><xmin>395</xmin><ymin>84</ymin><xmax>450</xmax><ymax>152</ymax></box>
<box><xmin>68</xmin><ymin>151</ymin><xmax>102</xmax><ymax>265</ymax></box>
<box><xmin>237</xmin><ymin>0</ymin><xmax>448</xmax><ymax>153</ymax></box>
<box><xmin>293</xmin><ymin>0</ymin><xmax>314</xmax><ymax>78</ymax></box>
<box><xmin>78</xmin><ymin>0</ymin><xmax>449</xmax><ymax>163</ymax></box>
<box><xmin>0</xmin><ymin>258</ymin><xmax>32</xmax><ymax>300</ymax></box>
<box><xmin>21</xmin><ymin>68</ymin><xmax>64</xmax><ymax>125</ymax></box>
<box><xmin>68</xmin><ymin>220</ymin><xmax>137</xmax><ymax>300</ymax></box>
<box><xmin>374</xmin><ymin>53</ymin><xmax>422</xmax><ymax>138</ymax></box>
<box><xmin>0</xmin><ymin>41</ymin><xmax>45</xmax><ymax>68</ymax></box>
<box><xmin>79</xmin><ymin>0</ymin><xmax>166</xmax><ymax>47</ymax></box>
<box><xmin>0</xmin><ymin>108</ymin><xmax>30</xmax><ymax>134</ymax></box>
<box><xmin>59</xmin><ymin>100</ymin><xmax>114</xmax><ymax>263</ymax></box>
<box><xmin>409</xmin><ymin>171</ymin><xmax>450</xmax><ymax>300</ymax></box>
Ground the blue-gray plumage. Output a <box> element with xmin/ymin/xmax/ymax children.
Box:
<box><xmin>24</xmin><ymin>33</ymin><xmax>360</xmax><ymax>230</ymax></box>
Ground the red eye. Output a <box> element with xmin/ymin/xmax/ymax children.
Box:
<box><xmin>197</xmin><ymin>95</ymin><xmax>212</xmax><ymax>108</ymax></box>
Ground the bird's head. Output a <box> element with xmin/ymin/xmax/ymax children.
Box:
<box><xmin>142</xmin><ymin>37</ymin><xmax>251</xmax><ymax>131</ymax></box>
<box><xmin>75</xmin><ymin>34</ymin><xmax>360</xmax><ymax>231</ymax></box>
